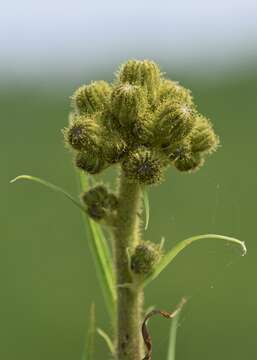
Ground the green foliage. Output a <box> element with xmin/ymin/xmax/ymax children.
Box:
<box><xmin>166</xmin><ymin>302</ymin><xmax>183</xmax><ymax>360</ymax></box>
<box><xmin>11</xmin><ymin>173</ymin><xmax>116</xmax><ymax>320</ymax></box>
<box><xmin>78</xmin><ymin>173</ymin><xmax>116</xmax><ymax>319</ymax></box>
<box><xmin>141</xmin><ymin>234</ymin><xmax>246</xmax><ymax>288</ymax></box>
<box><xmin>82</xmin><ymin>303</ymin><xmax>96</xmax><ymax>360</ymax></box>
<box><xmin>97</xmin><ymin>328</ymin><xmax>115</xmax><ymax>356</ymax></box>
<box><xmin>142</xmin><ymin>188</ymin><xmax>150</xmax><ymax>230</ymax></box>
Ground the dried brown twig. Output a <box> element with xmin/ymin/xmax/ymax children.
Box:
<box><xmin>142</xmin><ymin>298</ymin><xmax>187</xmax><ymax>360</ymax></box>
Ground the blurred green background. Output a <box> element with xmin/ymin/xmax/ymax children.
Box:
<box><xmin>3</xmin><ymin>1</ymin><xmax>257</xmax><ymax>359</ymax></box>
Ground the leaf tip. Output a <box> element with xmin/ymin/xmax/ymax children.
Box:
<box><xmin>10</xmin><ymin>175</ymin><xmax>29</xmax><ymax>184</ymax></box>
<box><xmin>241</xmin><ymin>241</ymin><xmax>247</xmax><ymax>256</ymax></box>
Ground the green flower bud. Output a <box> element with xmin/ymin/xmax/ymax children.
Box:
<box><xmin>102</xmin><ymin>108</ymin><xmax>121</xmax><ymax>133</ymax></box>
<box><xmin>103</xmin><ymin>132</ymin><xmax>127</xmax><ymax>164</ymax></box>
<box><xmin>71</xmin><ymin>81</ymin><xmax>111</xmax><ymax>115</ymax></box>
<box><xmin>159</xmin><ymin>79</ymin><xmax>193</xmax><ymax>104</ymax></box>
<box><xmin>122</xmin><ymin>147</ymin><xmax>167</xmax><ymax>185</ymax></box>
<box><xmin>174</xmin><ymin>152</ymin><xmax>204</xmax><ymax>172</ymax></box>
<box><xmin>107</xmin><ymin>193</ymin><xmax>119</xmax><ymax>211</ymax></box>
<box><xmin>118</xmin><ymin>59</ymin><xmax>162</xmax><ymax>104</ymax></box>
<box><xmin>131</xmin><ymin>241</ymin><xmax>162</xmax><ymax>275</ymax></box>
<box><xmin>82</xmin><ymin>185</ymin><xmax>109</xmax><ymax>206</ymax></box>
<box><xmin>75</xmin><ymin>151</ymin><xmax>106</xmax><ymax>174</ymax></box>
<box><xmin>155</xmin><ymin>100</ymin><xmax>195</xmax><ymax>144</ymax></box>
<box><xmin>133</xmin><ymin>111</ymin><xmax>156</xmax><ymax>146</ymax></box>
<box><xmin>162</xmin><ymin>140</ymin><xmax>191</xmax><ymax>161</ymax></box>
<box><xmin>63</xmin><ymin>114</ymin><xmax>103</xmax><ymax>153</ymax></box>
<box><xmin>190</xmin><ymin>115</ymin><xmax>219</xmax><ymax>154</ymax></box>
<box><xmin>111</xmin><ymin>83</ymin><xmax>147</xmax><ymax>127</ymax></box>
<box><xmin>81</xmin><ymin>185</ymin><xmax>118</xmax><ymax>221</ymax></box>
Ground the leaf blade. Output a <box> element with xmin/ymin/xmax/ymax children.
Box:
<box><xmin>78</xmin><ymin>172</ymin><xmax>116</xmax><ymax>319</ymax></box>
<box><xmin>166</xmin><ymin>301</ymin><xmax>184</xmax><ymax>360</ymax></box>
<box><xmin>10</xmin><ymin>175</ymin><xmax>86</xmax><ymax>212</ymax></box>
<box><xmin>142</xmin><ymin>234</ymin><xmax>246</xmax><ymax>287</ymax></box>
<box><xmin>142</xmin><ymin>188</ymin><xmax>150</xmax><ymax>231</ymax></box>
<box><xmin>82</xmin><ymin>303</ymin><xmax>96</xmax><ymax>360</ymax></box>
<box><xmin>97</xmin><ymin>328</ymin><xmax>115</xmax><ymax>355</ymax></box>
<box><xmin>11</xmin><ymin>174</ymin><xmax>116</xmax><ymax>319</ymax></box>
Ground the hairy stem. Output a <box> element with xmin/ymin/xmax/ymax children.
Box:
<box><xmin>113</xmin><ymin>171</ymin><xmax>143</xmax><ymax>360</ymax></box>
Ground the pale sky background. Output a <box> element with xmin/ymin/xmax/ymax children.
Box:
<box><xmin>1</xmin><ymin>0</ymin><xmax>257</xmax><ymax>81</ymax></box>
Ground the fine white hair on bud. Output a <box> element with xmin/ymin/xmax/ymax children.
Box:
<box><xmin>75</xmin><ymin>150</ymin><xmax>107</xmax><ymax>175</ymax></box>
<box><xmin>71</xmin><ymin>81</ymin><xmax>112</xmax><ymax>115</ymax></box>
<box><xmin>122</xmin><ymin>147</ymin><xmax>168</xmax><ymax>185</ymax></box>
<box><xmin>131</xmin><ymin>241</ymin><xmax>162</xmax><ymax>275</ymax></box>
<box><xmin>117</xmin><ymin>59</ymin><xmax>162</xmax><ymax>105</ymax></box>
<box><xmin>111</xmin><ymin>83</ymin><xmax>148</xmax><ymax>127</ymax></box>
<box><xmin>154</xmin><ymin>100</ymin><xmax>196</xmax><ymax>145</ymax></box>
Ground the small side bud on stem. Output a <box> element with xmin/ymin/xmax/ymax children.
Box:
<box><xmin>81</xmin><ymin>185</ymin><xmax>118</xmax><ymax>221</ymax></box>
<box><xmin>131</xmin><ymin>242</ymin><xmax>162</xmax><ymax>275</ymax></box>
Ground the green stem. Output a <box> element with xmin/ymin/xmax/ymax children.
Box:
<box><xmin>113</xmin><ymin>171</ymin><xmax>143</xmax><ymax>360</ymax></box>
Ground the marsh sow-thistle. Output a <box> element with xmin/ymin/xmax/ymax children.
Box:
<box><xmin>64</xmin><ymin>59</ymin><xmax>219</xmax><ymax>183</ymax></box>
<box><xmin>13</xmin><ymin>59</ymin><xmax>246</xmax><ymax>360</ymax></box>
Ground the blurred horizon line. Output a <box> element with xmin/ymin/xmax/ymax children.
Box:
<box><xmin>2</xmin><ymin>54</ymin><xmax>257</xmax><ymax>89</ymax></box>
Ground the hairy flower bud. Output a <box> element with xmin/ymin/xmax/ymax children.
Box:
<box><xmin>131</xmin><ymin>241</ymin><xmax>162</xmax><ymax>275</ymax></box>
<box><xmin>163</xmin><ymin>140</ymin><xmax>191</xmax><ymax>162</ymax></box>
<box><xmin>122</xmin><ymin>147</ymin><xmax>167</xmax><ymax>185</ymax></box>
<box><xmin>190</xmin><ymin>115</ymin><xmax>219</xmax><ymax>154</ymax></box>
<box><xmin>103</xmin><ymin>132</ymin><xmax>127</xmax><ymax>164</ymax></box>
<box><xmin>71</xmin><ymin>81</ymin><xmax>111</xmax><ymax>115</ymax></box>
<box><xmin>82</xmin><ymin>185</ymin><xmax>108</xmax><ymax>206</ymax></box>
<box><xmin>81</xmin><ymin>185</ymin><xmax>118</xmax><ymax>221</ymax></box>
<box><xmin>75</xmin><ymin>151</ymin><xmax>106</xmax><ymax>174</ymax></box>
<box><xmin>159</xmin><ymin>79</ymin><xmax>193</xmax><ymax>104</ymax></box>
<box><xmin>118</xmin><ymin>59</ymin><xmax>162</xmax><ymax>104</ymax></box>
<box><xmin>155</xmin><ymin>101</ymin><xmax>195</xmax><ymax>144</ymax></box>
<box><xmin>174</xmin><ymin>152</ymin><xmax>204</xmax><ymax>172</ymax></box>
<box><xmin>63</xmin><ymin>114</ymin><xmax>104</xmax><ymax>153</ymax></box>
<box><xmin>111</xmin><ymin>84</ymin><xmax>147</xmax><ymax>127</ymax></box>
<box><xmin>133</xmin><ymin>111</ymin><xmax>156</xmax><ymax>146</ymax></box>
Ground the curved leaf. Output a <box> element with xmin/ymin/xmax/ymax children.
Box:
<box><xmin>142</xmin><ymin>188</ymin><xmax>150</xmax><ymax>231</ymax></box>
<box><xmin>167</xmin><ymin>300</ymin><xmax>185</xmax><ymax>360</ymax></box>
<box><xmin>82</xmin><ymin>303</ymin><xmax>96</xmax><ymax>360</ymax></box>
<box><xmin>97</xmin><ymin>328</ymin><xmax>115</xmax><ymax>355</ymax></box>
<box><xmin>10</xmin><ymin>175</ymin><xmax>86</xmax><ymax>212</ymax></box>
<box><xmin>11</xmin><ymin>174</ymin><xmax>116</xmax><ymax>319</ymax></box>
<box><xmin>78</xmin><ymin>172</ymin><xmax>116</xmax><ymax>318</ymax></box>
<box><xmin>142</xmin><ymin>234</ymin><xmax>246</xmax><ymax>288</ymax></box>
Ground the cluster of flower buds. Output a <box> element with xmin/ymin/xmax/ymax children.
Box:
<box><xmin>63</xmin><ymin>59</ymin><xmax>219</xmax><ymax>185</ymax></box>
<box><xmin>81</xmin><ymin>185</ymin><xmax>118</xmax><ymax>221</ymax></box>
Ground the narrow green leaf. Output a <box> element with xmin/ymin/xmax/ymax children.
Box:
<box><xmin>166</xmin><ymin>301</ymin><xmax>184</xmax><ymax>360</ymax></box>
<box><xmin>78</xmin><ymin>172</ymin><xmax>116</xmax><ymax>319</ymax></box>
<box><xmin>82</xmin><ymin>303</ymin><xmax>96</xmax><ymax>360</ymax></box>
<box><xmin>142</xmin><ymin>234</ymin><xmax>246</xmax><ymax>288</ymax></box>
<box><xmin>142</xmin><ymin>187</ymin><xmax>150</xmax><ymax>231</ymax></box>
<box><xmin>11</xmin><ymin>174</ymin><xmax>116</xmax><ymax>319</ymax></box>
<box><xmin>97</xmin><ymin>328</ymin><xmax>115</xmax><ymax>355</ymax></box>
<box><xmin>10</xmin><ymin>175</ymin><xmax>86</xmax><ymax>212</ymax></box>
